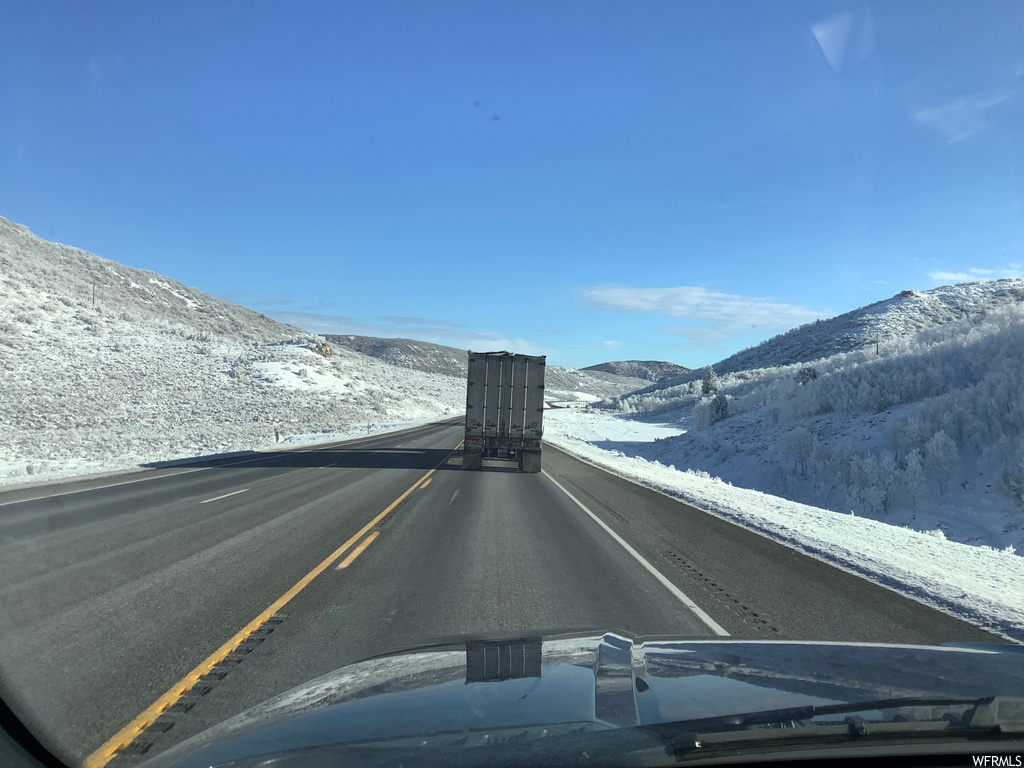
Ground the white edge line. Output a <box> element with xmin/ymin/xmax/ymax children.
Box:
<box><xmin>199</xmin><ymin>488</ymin><xmax>250</xmax><ymax>505</ymax></box>
<box><xmin>542</xmin><ymin>469</ymin><xmax>730</xmax><ymax>637</ymax></box>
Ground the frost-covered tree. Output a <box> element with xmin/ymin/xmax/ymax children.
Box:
<box><xmin>692</xmin><ymin>400</ymin><xmax>712</xmax><ymax>430</ymax></box>
<box><xmin>924</xmin><ymin>430</ymin><xmax>959</xmax><ymax>495</ymax></box>
<box><xmin>710</xmin><ymin>393</ymin><xmax>729</xmax><ymax>423</ymax></box>
<box><xmin>904</xmin><ymin>448</ymin><xmax>925</xmax><ymax>512</ymax></box>
<box><xmin>783</xmin><ymin>425</ymin><xmax>814</xmax><ymax>476</ymax></box>
<box><xmin>795</xmin><ymin>366</ymin><xmax>818</xmax><ymax>385</ymax></box>
<box><xmin>702</xmin><ymin>365</ymin><xmax>719</xmax><ymax>395</ymax></box>
<box><xmin>877</xmin><ymin>450</ymin><xmax>898</xmax><ymax>514</ymax></box>
<box><xmin>1001</xmin><ymin>440</ymin><xmax>1024</xmax><ymax>505</ymax></box>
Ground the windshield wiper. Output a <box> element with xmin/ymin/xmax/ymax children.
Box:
<box><xmin>649</xmin><ymin>695</ymin><xmax>1024</xmax><ymax>756</ymax></box>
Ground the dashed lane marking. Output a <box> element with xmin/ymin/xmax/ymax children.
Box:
<box><xmin>199</xmin><ymin>489</ymin><xmax>249</xmax><ymax>504</ymax></box>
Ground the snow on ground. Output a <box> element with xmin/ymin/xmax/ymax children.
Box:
<box><xmin>0</xmin><ymin>334</ymin><xmax>465</xmax><ymax>489</ymax></box>
<box><xmin>544</xmin><ymin>408</ymin><xmax>1024</xmax><ymax>644</ymax></box>
<box><xmin>0</xmin><ymin>217</ymin><xmax>465</xmax><ymax>488</ymax></box>
<box><xmin>594</xmin><ymin>297</ymin><xmax>1024</xmax><ymax>558</ymax></box>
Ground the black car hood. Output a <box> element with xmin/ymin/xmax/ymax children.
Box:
<box><xmin>139</xmin><ymin>632</ymin><xmax>1024</xmax><ymax>768</ymax></box>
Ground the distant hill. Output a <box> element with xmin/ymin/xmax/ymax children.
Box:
<box><xmin>545</xmin><ymin>366</ymin><xmax>648</xmax><ymax>401</ymax></box>
<box><xmin>583</xmin><ymin>360</ymin><xmax>690</xmax><ymax>382</ymax></box>
<box><xmin>326</xmin><ymin>335</ymin><xmax>468</xmax><ymax>377</ymax></box>
<box><xmin>326</xmin><ymin>335</ymin><xmax>649</xmax><ymax>400</ymax></box>
<box><xmin>711</xmin><ymin>280</ymin><xmax>1024</xmax><ymax>375</ymax></box>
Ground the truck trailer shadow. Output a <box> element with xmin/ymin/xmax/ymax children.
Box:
<box><xmin>143</xmin><ymin>447</ymin><xmax>464</xmax><ymax>472</ymax></box>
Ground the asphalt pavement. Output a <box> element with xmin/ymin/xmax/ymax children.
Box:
<box><xmin>0</xmin><ymin>420</ymin><xmax>1003</xmax><ymax>767</ymax></box>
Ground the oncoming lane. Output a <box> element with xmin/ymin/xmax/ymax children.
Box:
<box><xmin>0</xmin><ymin>421</ymin><xmax>465</xmax><ymax>767</ymax></box>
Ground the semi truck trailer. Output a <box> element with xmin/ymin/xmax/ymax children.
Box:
<box><xmin>463</xmin><ymin>351</ymin><xmax>545</xmax><ymax>473</ymax></box>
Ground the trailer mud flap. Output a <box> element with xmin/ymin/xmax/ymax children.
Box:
<box><xmin>463</xmin><ymin>448</ymin><xmax>483</xmax><ymax>471</ymax></box>
<box><xmin>520</xmin><ymin>449</ymin><xmax>542</xmax><ymax>474</ymax></box>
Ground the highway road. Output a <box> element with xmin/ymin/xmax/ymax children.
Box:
<box><xmin>0</xmin><ymin>419</ymin><xmax>1004</xmax><ymax>767</ymax></box>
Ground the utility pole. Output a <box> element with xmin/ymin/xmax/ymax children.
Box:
<box><xmin>876</xmin><ymin>336</ymin><xmax>879</xmax><ymax>356</ymax></box>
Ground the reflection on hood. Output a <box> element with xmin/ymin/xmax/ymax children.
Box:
<box><xmin>140</xmin><ymin>632</ymin><xmax>1024</xmax><ymax>768</ymax></box>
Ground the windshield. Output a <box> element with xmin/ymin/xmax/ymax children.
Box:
<box><xmin>1</xmin><ymin>2</ymin><xmax>1022</xmax><ymax>767</ymax></box>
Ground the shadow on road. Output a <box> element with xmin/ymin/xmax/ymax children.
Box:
<box><xmin>142</xmin><ymin>448</ymin><xmax>537</xmax><ymax>473</ymax></box>
<box><xmin>143</xmin><ymin>447</ymin><xmax>465</xmax><ymax>472</ymax></box>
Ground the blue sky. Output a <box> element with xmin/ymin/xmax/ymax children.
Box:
<box><xmin>2</xmin><ymin>1</ymin><xmax>1022</xmax><ymax>368</ymax></box>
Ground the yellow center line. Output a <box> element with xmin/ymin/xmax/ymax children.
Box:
<box><xmin>83</xmin><ymin>435</ymin><xmax>464</xmax><ymax>768</ymax></box>
<box><xmin>419</xmin><ymin>477</ymin><xmax>432</xmax><ymax>489</ymax></box>
<box><xmin>335</xmin><ymin>531</ymin><xmax>380</xmax><ymax>569</ymax></box>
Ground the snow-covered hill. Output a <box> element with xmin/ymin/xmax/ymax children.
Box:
<box><xmin>587</xmin><ymin>282</ymin><xmax>1024</xmax><ymax>556</ymax></box>
<box><xmin>582</xmin><ymin>360</ymin><xmax>691</xmax><ymax>382</ymax></box>
<box><xmin>326</xmin><ymin>335</ymin><xmax>468</xmax><ymax>377</ymax></box>
<box><xmin>545</xmin><ymin>366</ymin><xmax>647</xmax><ymax>402</ymax></box>
<box><xmin>709</xmin><ymin>280</ymin><xmax>1024</xmax><ymax>375</ymax></box>
<box><xmin>0</xmin><ymin>217</ymin><xmax>464</xmax><ymax>486</ymax></box>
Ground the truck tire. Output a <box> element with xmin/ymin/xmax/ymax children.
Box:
<box><xmin>521</xmin><ymin>449</ymin><xmax>542</xmax><ymax>474</ymax></box>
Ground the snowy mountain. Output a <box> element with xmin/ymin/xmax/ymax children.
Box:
<box><xmin>0</xmin><ymin>217</ymin><xmax>464</xmax><ymax>486</ymax></box>
<box><xmin>326</xmin><ymin>334</ymin><xmax>649</xmax><ymax>402</ymax></box>
<box><xmin>588</xmin><ymin>281</ymin><xmax>1024</xmax><ymax>555</ymax></box>
<box><xmin>582</xmin><ymin>360</ymin><xmax>691</xmax><ymax>382</ymax></box>
<box><xmin>327</xmin><ymin>335</ymin><xmax>467</xmax><ymax>377</ymax></box>
<box><xmin>544</xmin><ymin>366</ymin><xmax>648</xmax><ymax>402</ymax></box>
<box><xmin>710</xmin><ymin>280</ymin><xmax>1024</xmax><ymax>375</ymax></box>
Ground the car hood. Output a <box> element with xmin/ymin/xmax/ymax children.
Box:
<box><xmin>139</xmin><ymin>631</ymin><xmax>1024</xmax><ymax>767</ymax></box>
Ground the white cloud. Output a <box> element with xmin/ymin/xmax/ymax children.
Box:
<box><xmin>812</xmin><ymin>11</ymin><xmax>852</xmax><ymax>72</ymax></box>
<box><xmin>266</xmin><ymin>310</ymin><xmax>544</xmax><ymax>355</ymax></box>
<box><xmin>928</xmin><ymin>265</ymin><xmax>1024</xmax><ymax>283</ymax></box>
<box><xmin>911</xmin><ymin>90</ymin><xmax>1017</xmax><ymax>144</ymax></box>
<box><xmin>583</xmin><ymin>285</ymin><xmax>825</xmax><ymax>349</ymax></box>
<box><xmin>603</xmin><ymin>340</ymin><xmax>622</xmax><ymax>349</ymax></box>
